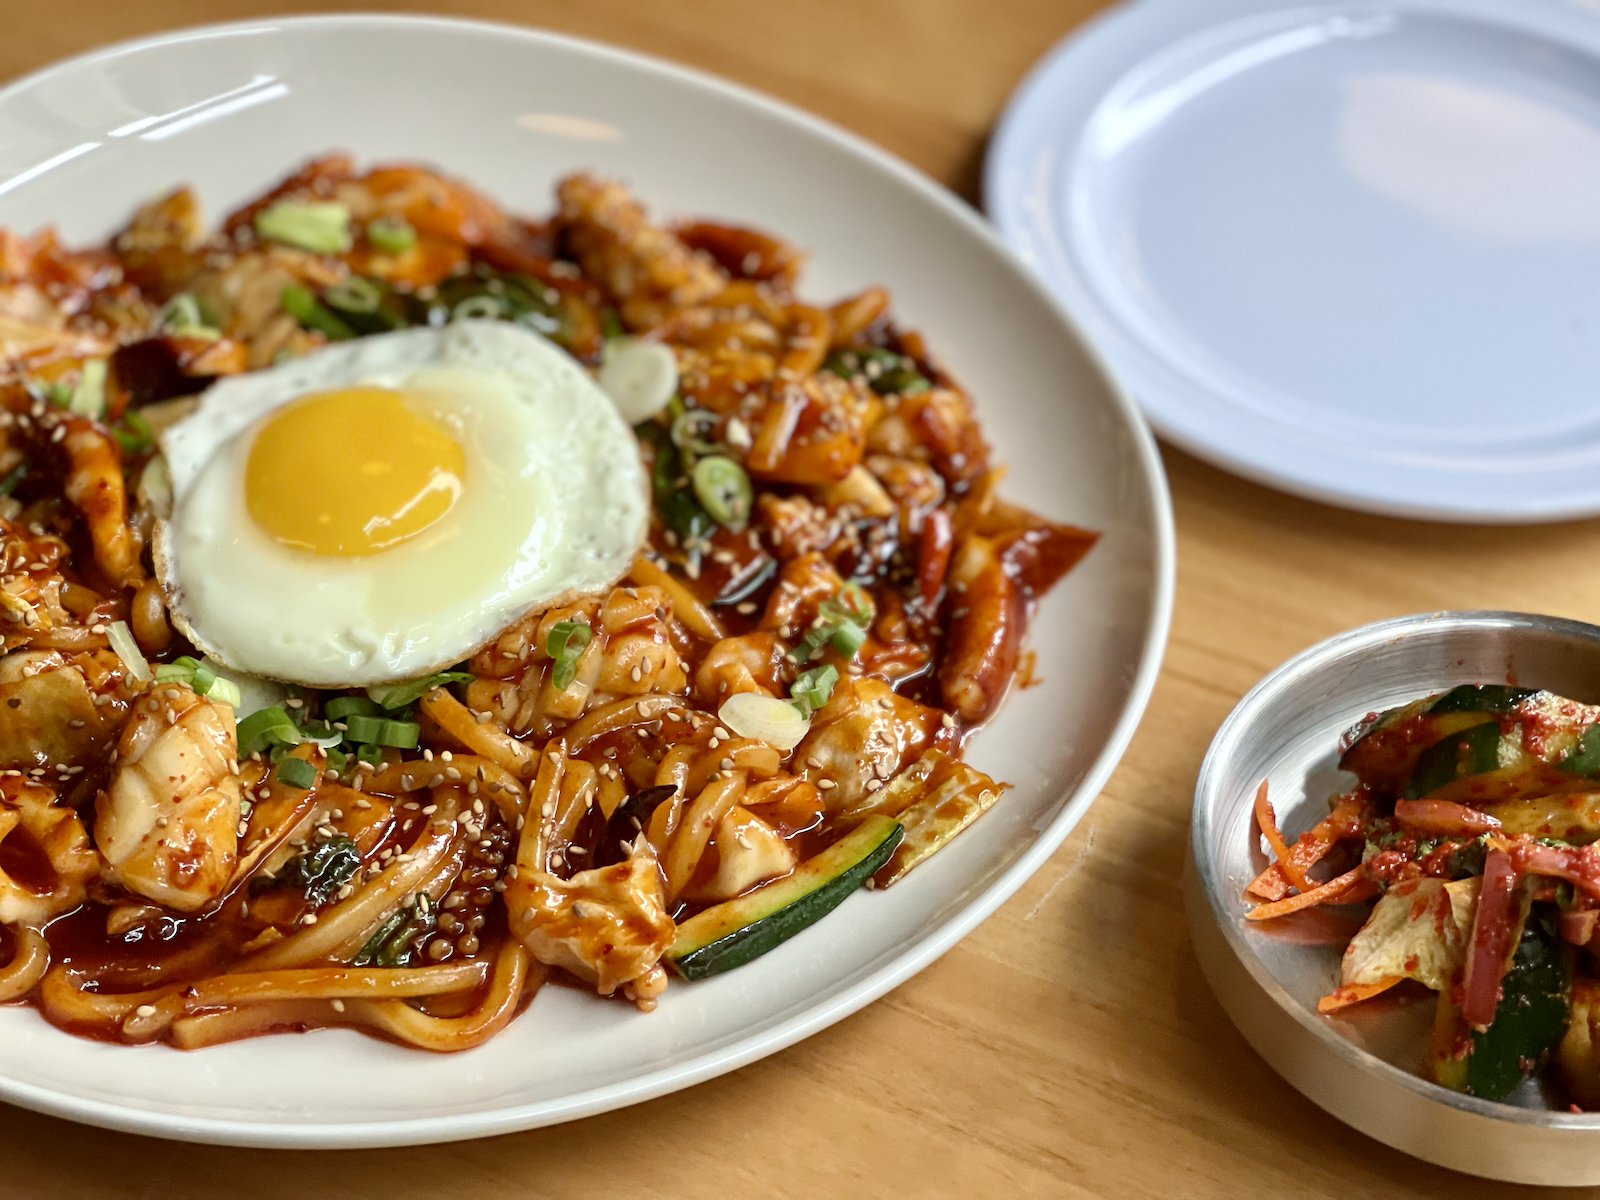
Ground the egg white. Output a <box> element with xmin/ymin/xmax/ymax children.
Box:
<box><xmin>156</xmin><ymin>321</ymin><xmax>648</xmax><ymax>687</ymax></box>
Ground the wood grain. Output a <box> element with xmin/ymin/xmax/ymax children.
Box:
<box><xmin>5</xmin><ymin>2</ymin><xmax>1600</xmax><ymax>1196</ymax></box>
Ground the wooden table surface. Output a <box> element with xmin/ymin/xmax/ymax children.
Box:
<box><xmin>4</xmin><ymin>1</ymin><xmax>1597</xmax><ymax>1195</ymax></box>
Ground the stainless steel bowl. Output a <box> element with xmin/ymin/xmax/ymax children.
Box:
<box><xmin>1188</xmin><ymin>610</ymin><xmax>1600</xmax><ymax>1186</ymax></box>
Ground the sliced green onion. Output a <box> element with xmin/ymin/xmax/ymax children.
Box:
<box><xmin>365</xmin><ymin>216</ymin><xmax>417</xmax><ymax>255</ymax></box>
<box><xmin>276</xmin><ymin>755</ymin><xmax>318</xmax><ymax>790</ymax></box>
<box><xmin>547</xmin><ymin>620</ymin><xmax>593</xmax><ymax>691</ymax></box>
<box><xmin>670</xmin><ymin>407</ymin><xmax>719</xmax><ymax>458</ymax></box>
<box><xmin>0</xmin><ymin>463</ymin><xmax>26</xmax><ymax>497</ymax></box>
<box><xmin>237</xmin><ymin>705</ymin><xmax>302</xmax><ymax>758</ymax></box>
<box><xmin>692</xmin><ymin>455</ymin><xmax>753</xmax><ymax>530</ymax></box>
<box><xmin>324</xmin><ymin>745</ymin><xmax>348</xmax><ymax>774</ymax></box>
<box><xmin>371</xmin><ymin>670</ymin><xmax>474</xmax><ymax>711</ymax></box>
<box><xmin>796</xmin><ymin>584</ymin><xmax>876</xmax><ymax>663</ymax></box>
<box><xmin>325</xmin><ymin>695</ymin><xmax>381</xmax><ymax>721</ymax></box>
<box><xmin>375</xmin><ymin>719</ymin><xmax>420</xmax><ymax>750</ymax></box>
<box><xmin>150</xmin><ymin>653</ymin><xmax>241</xmax><ymax>706</ymax></box>
<box><xmin>789</xmin><ymin>664</ymin><xmax>839</xmax><ymax>720</ymax></box>
<box><xmin>255</xmin><ymin>200</ymin><xmax>353</xmax><ymax>255</ymax></box>
<box><xmin>69</xmin><ymin>358</ymin><xmax>108</xmax><ymax>419</ymax></box>
<box><xmin>159</xmin><ymin>293</ymin><xmax>220</xmax><ymax>340</ymax></box>
<box><xmin>452</xmin><ymin>295</ymin><xmax>502</xmax><ymax>321</ymax></box>
<box><xmin>45</xmin><ymin>380</ymin><xmax>71</xmax><ymax>408</ymax></box>
<box><xmin>105</xmin><ymin>620</ymin><xmax>151</xmax><ymax>682</ymax></box>
<box><xmin>112</xmin><ymin>410</ymin><xmax>154</xmax><ymax>456</ymax></box>
<box><xmin>323</xmin><ymin>276</ymin><xmax>382</xmax><ymax>315</ymax></box>
<box><xmin>199</xmin><ymin>656</ymin><xmax>285</xmax><ymax>719</ymax></box>
<box><xmin>281</xmin><ymin>283</ymin><xmax>355</xmax><ymax>340</ymax></box>
<box><xmin>356</xmin><ymin>743</ymin><xmax>386</xmax><ymax>768</ymax></box>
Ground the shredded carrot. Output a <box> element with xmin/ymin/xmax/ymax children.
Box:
<box><xmin>1252</xmin><ymin>780</ymin><xmax>1314</xmax><ymax>894</ymax></box>
<box><xmin>1244</xmin><ymin>866</ymin><xmax>1364</xmax><ymax>920</ymax></box>
<box><xmin>1316</xmin><ymin>976</ymin><xmax>1404</xmax><ymax>1013</ymax></box>
<box><xmin>1247</xmin><ymin>791</ymin><xmax>1364</xmax><ymax>900</ymax></box>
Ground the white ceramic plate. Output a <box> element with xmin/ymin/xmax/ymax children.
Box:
<box><xmin>0</xmin><ymin>16</ymin><xmax>1172</xmax><ymax>1147</ymax></box>
<box><xmin>988</xmin><ymin>0</ymin><xmax>1600</xmax><ymax>522</ymax></box>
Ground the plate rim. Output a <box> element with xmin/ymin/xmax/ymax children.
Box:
<box><xmin>985</xmin><ymin>0</ymin><xmax>1600</xmax><ymax>524</ymax></box>
<box><xmin>0</xmin><ymin>11</ymin><xmax>1176</xmax><ymax>1148</ymax></box>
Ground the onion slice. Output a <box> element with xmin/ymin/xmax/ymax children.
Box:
<box><xmin>599</xmin><ymin>339</ymin><xmax>677</xmax><ymax>423</ymax></box>
<box><xmin>718</xmin><ymin>692</ymin><xmax>809</xmax><ymax>752</ymax></box>
<box><xmin>105</xmin><ymin>620</ymin><xmax>151</xmax><ymax>682</ymax></box>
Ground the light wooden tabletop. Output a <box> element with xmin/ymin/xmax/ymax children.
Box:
<box><xmin>4</xmin><ymin>2</ymin><xmax>1597</xmax><ymax>1196</ymax></box>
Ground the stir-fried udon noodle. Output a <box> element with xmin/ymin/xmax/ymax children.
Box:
<box><xmin>0</xmin><ymin>157</ymin><xmax>1095</xmax><ymax>1050</ymax></box>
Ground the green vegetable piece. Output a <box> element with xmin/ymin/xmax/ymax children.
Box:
<box><xmin>376</xmin><ymin>719</ymin><xmax>420</xmax><ymax>750</ymax></box>
<box><xmin>453</xmin><ymin>295</ymin><xmax>503</xmax><ymax>321</ymax></box>
<box><xmin>356</xmin><ymin>743</ymin><xmax>386</xmax><ymax>768</ymax></box>
<box><xmin>353</xmin><ymin>904</ymin><xmax>434</xmax><ymax>968</ymax></box>
<box><xmin>280</xmin><ymin>835</ymin><xmax>361</xmax><ymax>906</ymax></box>
<box><xmin>0</xmin><ymin>463</ymin><xmax>26</xmax><ymax>497</ymax></box>
<box><xmin>1428</xmin><ymin>685</ymin><xmax>1536</xmax><ymax>715</ymax></box>
<box><xmin>1404</xmin><ymin>720</ymin><xmax>1502</xmax><ymax>801</ymax></box>
<box><xmin>692</xmin><ymin>455</ymin><xmax>753</xmax><ymax>530</ymax></box>
<box><xmin>322</xmin><ymin>276</ymin><xmax>383</xmax><ymax>315</ymax></box>
<box><xmin>280</xmin><ymin>283</ymin><xmax>355</xmax><ymax>340</ymax></box>
<box><xmin>68</xmin><ymin>359</ymin><xmax>107</xmax><ymax>419</ymax></box>
<box><xmin>365</xmin><ymin>216</ymin><xmax>417</xmax><ymax>255</ymax></box>
<box><xmin>342</xmin><ymin>713</ymin><xmax>419</xmax><ymax>748</ymax></box>
<box><xmin>547</xmin><ymin>620</ymin><xmax>593</xmax><ymax>690</ymax></box>
<box><xmin>111</xmin><ymin>410</ymin><xmax>154</xmax><ymax>456</ymax></box>
<box><xmin>236</xmin><ymin>705</ymin><xmax>303</xmax><ymax>758</ymax></box>
<box><xmin>796</xmin><ymin>583</ymin><xmax>876</xmax><ymax>662</ymax></box>
<box><xmin>669</xmin><ymin>816</ymin><xmax>904</xmax><ymax>981</ymax></box>
<box><xmin>373</xmin><ymin>670</ymin><xmax>474</xmax><ymax>711</ymax></box>
<box><xmin>1464</xmin><ymin>918</ymin><xmax>1571</xmax><ymax>1100</ymax></box>
<box><xmin>790</xmin><ymin>664</ymin><xmax>839</xmax><ymax>719</ymax></box>
<box><xmin>255</xmin><ymin>200</ymin><xmax>353</xmax><ymax>255</ymax></box>
<box><xmin>276</xmin><ymin>755</ymin><xmax>318</xmax><ymax>790</ymax></box>
<box><xmin>823</xmin><ymin>346</ymin><xmax>930</xmax><ymax>396</ymax></box>
<box><xmin>1562</xmin><ymin>725</ymin><xmax>1600</xmax><ymax>778</ymax></box>
<box><xmin>158</xmin><ymin>293</ymin><xmax>220</xmax><ymax>339</ymax></box>
<box><xmin>325</xmin><ymin>695</ymin><xmax>381</xmax><ymax>721</ymax></box>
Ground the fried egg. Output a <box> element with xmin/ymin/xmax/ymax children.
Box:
<box><xmin>156</xmin><ymin>321</ymin><xmax>648</xmax><ymax>687</ymax></box>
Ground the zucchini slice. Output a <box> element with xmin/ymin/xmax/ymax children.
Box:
<box><xmin>668</xmin><ymin>815</ymin><xmax>903</xmax><ymax>981</ymax></box>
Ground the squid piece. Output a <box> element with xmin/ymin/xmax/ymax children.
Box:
<box><xmin>794</xmin><ymin>675</ymin><xmax>938</xmax><ymax>814</ymax></box>
<box><xmin>505</xmin><ymin>839</ymin><xmax>674</xmax><ymax>997</ymax></box>
<box><xmin>62</xmin><ymin>418</ymin><xmax>144</xmax><ymax>586</ymax></box>
<box><xmin>693</xmin><ymin>632</ymin><xmax>787</xmax><ymax>706</ymax></box>
<box><xmin>684</xmin><ymin>805</ymin><xmax>797</xmax><ymax>902</ymax></box>
<box><xmin>0</xmin><ymin>649</ymin><xmax>133</xmax><ymax>770</ymax></box>
<box><xmin>0</xmin><ymin>779</ymin><xmax>96</xmax><ymax>925</ymax></box>
<box><xmin>95</xmin><ymin>682</ymin><xmax>242</xmax><ymax>912</ymax></box>
<box><xmin>759</xmin><ymin>552</ymin><xmax>845</xmax><ymax>642</ymax></box>
<box><xmin>556</xmin><ymin>173</ymin><xmax>724</xmax><ymax>330</ymax></box>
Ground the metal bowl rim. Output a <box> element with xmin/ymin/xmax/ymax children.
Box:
<box><xmin>1192</xmin><ymin>608</ymin><xmax>1600</xmax><ymax>1129</ymax></box>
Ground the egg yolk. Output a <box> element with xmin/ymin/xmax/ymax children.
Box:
<box><xmin>246</xmin><ymin>387</ymin><xmax>465</xmax><ymax>556</ymax></box>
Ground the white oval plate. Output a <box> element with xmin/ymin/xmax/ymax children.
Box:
<box><xmin>0</xmin><ymin>16</ymin><xmax>1173</xmax><ymax>1147</ymax></box>
<box><xmin>988</xmin><ymin>0</ymin><xmax>1600</xmax><ymax>522</ymax></box>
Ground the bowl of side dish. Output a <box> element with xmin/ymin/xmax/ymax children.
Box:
<box><xmin>1190</xmin><ymin>610</ymin><xmax>1600</xmax><ymax>1186</ymax></box>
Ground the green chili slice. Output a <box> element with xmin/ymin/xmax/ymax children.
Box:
<box><xmin>365</xmin><ymin>215</ymin><xmax>417</xmax><ymax>255</ymax></box>
<box><xmin>692</xmin><ymin>455</ymin><xmax>753</xmax><ymax>530</ymax></box>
